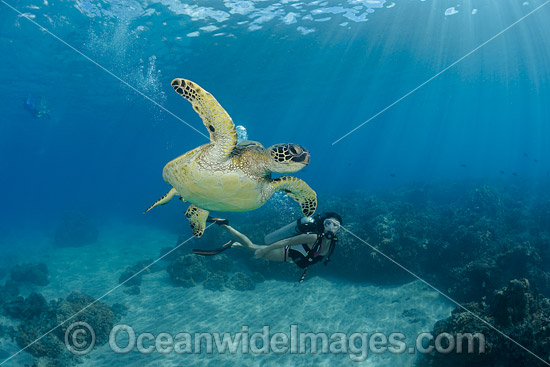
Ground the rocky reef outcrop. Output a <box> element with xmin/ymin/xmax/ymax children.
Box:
<box><xmin>419</xmin><ymin>279</ymin><xmax>550</xmax><ymax>367</ymax></box>
<box><xmin>166</xmin><ymin>253</ymin><xmax>261</xmax><ymax>291</ymax></box>
<box><xmin>10</xmin><ymin>263</ymin><xmax>49</xmax><ymax>286</ymax></box>
<box><xmin>305</xmin><ymin>184</ymin><xmax>550</xmax><ymax>302</ymax></box>
<box><xmin>118</xmin><ymin>259</ymin><xmax>163</xmax><ymax>295</ymax></box>
<box><xmin>1</xmin><ymin>289</ymin><xmax>124</xmax><ymax>367</ymax></box>
<box><xmin>0</xmin><ymin>280</ymin><xmax>20</xmax><ymax>310</ymax></box>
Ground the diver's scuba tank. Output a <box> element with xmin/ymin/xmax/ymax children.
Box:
<box><xmin>236</xmin><ymin>125</ymin><xmax>248</xmax><ymax>143</ymax></box>
<box><xmin>264</xmin><ymin>215</ymin><xmax>320</xmax><ymax>244</ymax></box>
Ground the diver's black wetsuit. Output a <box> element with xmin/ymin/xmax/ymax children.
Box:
<box><xmin>284</xmin><ymin>234</ymin><xmax>335</xmax><ymax>269</ymax></box>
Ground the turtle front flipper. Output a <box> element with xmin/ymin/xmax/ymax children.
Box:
<box><xmin>271</xmin><ymin>177</ymin><xmax>317</xmax><ymax>217</ymax></box>
<box><xmin>171</xmin><ymin>78</ymin><xmax>237</xmax><ymax>160</ymax></box>
<box><xmin>144</xmin><ymin>188</ymin><xmax>178</xmax><ymax>213</ymax></box>
<box><xmin>185</xmin><ymin>204</ymin><xmax>210</xmax><ymax>238</ymax></box>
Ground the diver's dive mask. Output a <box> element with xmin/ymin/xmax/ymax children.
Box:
<box><xmin>323</xmin><ymin>218</ymin><xmax>341</xmax><ymax>239</ymax></box>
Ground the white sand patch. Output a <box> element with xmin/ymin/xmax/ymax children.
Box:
<box><xmin>78</xmin><ymin>276</ymin><xmax>451</xmax><ymax>367</ymax></box>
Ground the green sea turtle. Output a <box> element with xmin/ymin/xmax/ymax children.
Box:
<box><xmin>145</xmin><ymin>78</ymin><xmax>317</xmax><ymax>237</ymax></box>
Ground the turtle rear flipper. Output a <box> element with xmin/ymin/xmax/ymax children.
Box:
<box><xmin>171</xmin><ymin>78</ymin><xmax>237</xmax><ymax>160</ymax></box>
<box><xmin>144</xmin><ymin>188</ymin><xmax>178</xmax><ymax>213</ymax></box>
<box><xmin>185</xmin><ymin>204</ymin><xmax>210</xmax><ymax>237</ymax></box>
<box><xmin>271</xmin><ymin>177</ymin><xmax>317</xmax><ymax>217</ymax></box>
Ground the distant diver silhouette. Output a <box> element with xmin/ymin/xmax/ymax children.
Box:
<box><xmin>23</xmin><ymin>96</ymin><xmax>50</xmax><ymax>118</ymax></box>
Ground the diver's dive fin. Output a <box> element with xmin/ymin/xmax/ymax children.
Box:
<box><xmin>193</xmin><ymin>240</ymin><xmax>233</xmax><ymax>256</ymax></box>
<box><xmin>206</xmin><ymin>216</ymin><xmax>229</xmax><ymax>225</ymax></box>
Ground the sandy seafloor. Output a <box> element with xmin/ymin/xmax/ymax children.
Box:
<box><xmin>0</xmin><ymin>222</ymin><xmax>453</xmax><ymax>366</ymax></box>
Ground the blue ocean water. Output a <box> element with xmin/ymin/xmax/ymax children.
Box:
<box><xmin>1</xmin><ymin>0</ymin><xmax>550</xmax><ymax>366</ymax></box>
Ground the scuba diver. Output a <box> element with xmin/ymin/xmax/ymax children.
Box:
<box><xmin>23</xmin><ymin>96</ymin><xmax>50</xmax><ymax>119</ymax></box>
<box><xmin>194</xmin><ymin>212</ymin><xmax>342</xmax><ymax>282</ymax></box>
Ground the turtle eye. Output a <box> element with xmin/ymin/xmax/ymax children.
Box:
<box><xmin>289</xmin><ymin>145</ymin><xmax>299</xmax><ymax>155</ymax></box>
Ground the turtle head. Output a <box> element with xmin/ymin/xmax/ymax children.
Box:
<box><xmin>266</xmin><ymin>143</ymin><xmax>310</xmax><ymax>173</ymax></box>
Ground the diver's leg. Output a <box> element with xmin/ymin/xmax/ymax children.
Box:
<box><xmin>257</xmin><ymin>247</ymin><xmax>286</xmax><ymax>262</ymax></box>
<box><xmin>219</xmin><ymin>225</ymin><xmax>286</xmax><ymax>261</ymax></box>
<box><xmin>220</xmin><ymin>224</ymin><xmax>258</xmax><ymax>251</ymax></box>
<box><xmin>231</xmin><ymin>241</ymin><xmax>286</xmax><ymax>262</ymax></box>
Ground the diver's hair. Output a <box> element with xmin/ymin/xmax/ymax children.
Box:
<box><xmin>321</xmin><ymin>212</ymin><xmax>343</xmax><ymax>225</ymax></box>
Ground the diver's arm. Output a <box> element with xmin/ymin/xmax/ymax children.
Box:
<box><xmin>254</xmin><ymin>234</ymin><xmax>316</xmax><ymax>258</ymax></box>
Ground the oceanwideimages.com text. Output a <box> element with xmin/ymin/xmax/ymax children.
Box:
<box><xmin>65</xmin><ymin>322</ymin><xmax>486</xmax><ymax>362</ymax></box>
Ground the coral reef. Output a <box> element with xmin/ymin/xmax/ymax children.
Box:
<box><xmin>166</xmin><ymin>254</ymin><xmax>259</xmax><ymax>291</ymax></box>
<box><xmin>167</xmin><ymin>255</ymin><xmax>208</xmax><ymax>288</ymax></box>
<box><xmin>56</xmin><ymin>291</ymin><xmax>116</xmax><ymax>345</ymax></box>
<box><xmin>118</xmin><ymin>266</ymin><xmax>143</xmax><ymax>287</ymax></box>
<box><xmin>110</xmin><ymin>303</ymin><xmax>129</xmax><ymax>317</ymax></box>
<box><xmin>4</xmin><ymin>290</ymin><xmax>123</xmax><ymax>367</ymax></box>
<box><xmin>226</xmin><ymin>272</ymin><xmax>256</xmax><ymax>291</ymax></box>
<box><xmin>202</xmin><ymin>272</ymin><xmax>227</xmax><ymax>291</ymax></box>
<box><xmin>3</xmin><ymin>292</ymin><xmax>48</xmax><ymax>320</ymax></box>
<box><xmin>419</xmin><ymin>279</ymin><xmax>550</xmax><ymax>367</ymax></box>
<box><xmin>0</xmin><ymin>323</ymin><xmax>16</xmax><ymax>345</ymax></box>
<box><xmin>0</xmin><ymin>280</ymin><xmax>20</xmax><ymax>310</ymax></box>
<box><xmin>54</xmin><ymin>211</ymin><xmax>99</xmax><ymax>247</ymax></box>
<box><xmin>531</xmin><ymin>198</ymin><xmax>550</xmax><ymax>230</ymax></box>
<box><xmin>10</xmin><ymin>263</ymin><xmax>49</xmax><ymax>286</ymax></box>
<box><xmin>297</xmin><ymin>184</ymin><xmax>550</xmax><ymax>302</ymax></box>
<box><xmin>118</xmin><ymin>258</ymin><xmax>164</xmax><ymax>296</ymax></box>
<box><xmin>123</xmin><ymin>285</ymin><xmax>140</xmax><ymax>295</ymax></box>
<box><xmin>466</xmin><ymin>185</ymin><xmax>504</xmax><ymax>220</ymax></box>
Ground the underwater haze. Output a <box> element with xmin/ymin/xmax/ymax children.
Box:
<box><xmin>1</xmin><ymin>0</ymin><xmax>550</xmax><ymax>366</ymax></box>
